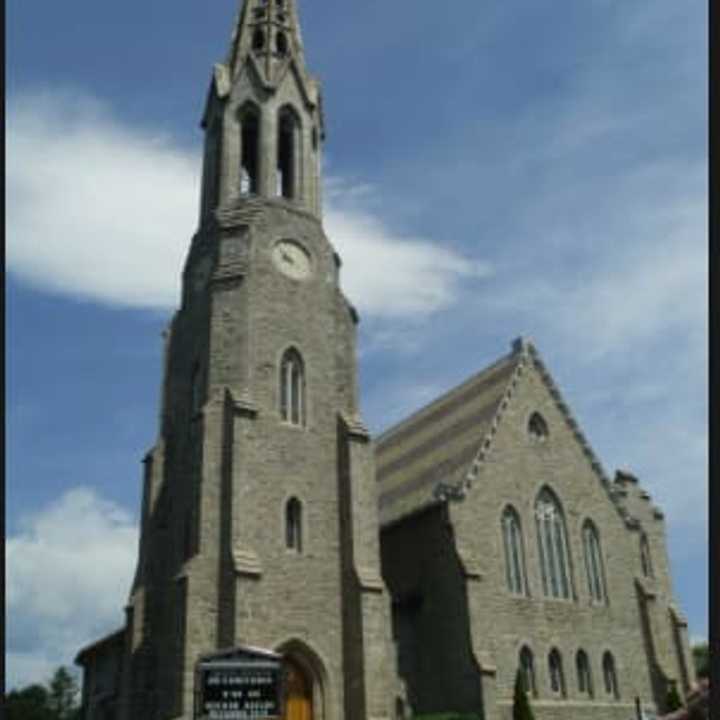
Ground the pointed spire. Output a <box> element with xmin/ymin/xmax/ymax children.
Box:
<box><xmin>227</xmin><ymin>0</ymin><xmax>307</xmax><ymax>84</ymax></box>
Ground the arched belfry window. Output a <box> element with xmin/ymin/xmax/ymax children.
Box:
<box><xmin>285</xmin><ymin>497</ymin><xmax>303</xmax><ymax>552</ymax></box>
<box><xmin>535</xmin><ymin>488</ymin><xmax>573</xmax><ymax>600</ymax></box>
<box><xmin>602</xmin><ymin>652</ymin><xmax>619</xmax><ymax>698</ymax></box>
<box><xmin>528</xmin><ymin>412</ymin><xmax>549</xmax><ymax>441</ymax></box>
<box><xmin>276</xmin><ymin>31</ymin><xmax>288</xmax><ymax>56</ymax></box>
<box><xmin>640</xmin><ymin>533</ymin><xmax>653</xmax><ymax>578</ymax></box>
<box><xmin>240</xmin><ymin>104</ymin><xmax>260</xmax><ymax>195</ymax></box>
<box><xmin>548</xmin><ymin>648</ymin><xmax>566</xmax><ymax>697</ymax></box>
<box><xmin>252</xmin><ymin>28</ymin><xmax>265</xmax><ymax>52</ymax></box>
<box><xmin>277</xmin><ymin>106</ymin><xmax>300</xmax><ymax>200</ymax></box>
<box><xmin>519</xmin><ymin>646</ymin><xmax>536</xmax><ymax>696</ymax></box>
<box><xmin>576</xmin><ymin>650</ymin><xmax>593</xmax><ymax>697</ymax></box>
<box><xmin>583</xmin><ymin>520</ymin><xmax>607</xmax><ymax>602</ymax></box>
<box><xmin>280</xmin><ymin>348</ymin><xmax>305</xmax><ymax>425</ymax></box>
<box><xmin>502</xmin><ymin>507</ymin><xmax>528</xmax><ymax>596</ymax></box>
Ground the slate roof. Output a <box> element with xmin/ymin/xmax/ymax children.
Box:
<box><xmin>376</xmin><ymin>350</ymin><xmax>519</xmax><ymax>527</ymax></box>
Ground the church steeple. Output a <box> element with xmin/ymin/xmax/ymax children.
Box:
<box><xmin>199</xmin><ymin>0</ymin><xmax>324</xmax><ymax>220</ymax></box>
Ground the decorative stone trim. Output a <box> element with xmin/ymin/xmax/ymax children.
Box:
<box><xmin>233</xmin><ymin>548</ymin><xmax>263</xmax><ymax>577</ymax></box>
<box><xmin>356</xmin><ymin>567</ymin><xmax>384</xmax><ymax>593</ymax></box>
<box><xmin>232</xmin><ymin>395</ymin><xmax>259</xmax><ymax>419</ymax></box>
<box><xmin>340</xmin><ymin>412</ymin><xmax>370</xmax><ymax>441</ymax></box>
<box><xmin>634</xmin><ymin>576</ymin><xmax>657</xmax><ymax>600</ymax></box>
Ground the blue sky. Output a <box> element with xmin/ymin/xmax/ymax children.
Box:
<box><xmin>6</xmin><ymin>0</ymin><xmax>707</xmax><ymax>689</ymax></box>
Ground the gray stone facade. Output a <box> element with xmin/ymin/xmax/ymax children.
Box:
<box><xmin>76</xmin><ymin>3</ymin><xmax>693</xmax><ymax>720</ymax></box>
<box><xmin>378</xmin><ymin>339</ymin><xmax>693</xmax><ymax>720</ymax></box>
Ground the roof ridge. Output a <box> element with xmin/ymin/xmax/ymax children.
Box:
<box><xmin>434</xmin><ymin>338</ymin><xmax>528</xmax><ymax>502</ymax></box>
<box><xmin>377</xmin><ymin>350</ymin><xmax>518</xmax><ymax>446</ymax></box>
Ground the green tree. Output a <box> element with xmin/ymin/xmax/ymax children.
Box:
<box><xmin>4</xmin><ymin>684</ymin><xmax>56</xmax><ymax>720</ymax></box>
<box><xmin>692</xmin><ymin>642</ymin><xmax>709</xmax><ymax>679</ymax></box>
<box><xmin>512</xmin><ymin>668</ymin><xmax>535</xmax><ymax>720</ymax></box>
<box><xmin>4</xmin><ymin>666</ymin><xmax>82</xmax><ymax>720</ymax></box>
<box><xmin>48</xmin><ymin>666</ymin><xmax>81</xmax><ymax>720</ymax></box>
<box><xmin>665</xmin><ymin>683</ymin><xmax>683</xmax><ymax>713</ymax></box>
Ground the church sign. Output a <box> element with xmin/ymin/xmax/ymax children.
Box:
<box><xmin>195</xmin><ymin>647</ymin><xmax>283</xmax><ymax>720</ymax></box>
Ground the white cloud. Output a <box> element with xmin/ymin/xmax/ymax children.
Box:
<box><xmin>6</xmin><ymin>90</ymin><xmax>489</xmax><ymax>318</ymax></box>
<box><xmin>326</xmin><ymin>202</ymin><xmax>490</xmax><ymax>317</ymax></box>
<box><xmin>6</xmin><ymin>91</ymin><xmax>199</xmax><ymax>309</ymax></box>
<box><xmin>6</xmin><ymin>488</ymin><xmax>138</xmax><ymax>689</ymax></box>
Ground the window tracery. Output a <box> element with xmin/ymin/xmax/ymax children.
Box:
<box><xmin>535</xmin><ymin>488</ymin><xmax>572</xmax><ymax>599</ymax></box>
<box><xmin>502</xmin><ymin>507</ymin><xmax>528</xmax><ymax>596</ymax></box>
<box><xmin>583</xmin><ymin>520</ymin><xmax>607</xmax><ymax>602</ymax></box>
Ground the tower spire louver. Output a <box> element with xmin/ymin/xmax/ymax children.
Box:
<box><xmin>227</xmin><ymin>0</ymin><xmax>307</xmax><ymax>86</ymax></box>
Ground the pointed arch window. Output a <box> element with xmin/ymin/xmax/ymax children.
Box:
<box><xmin>277</xmin><ymin>106</ymin><xmax>300</xmax><ymax>199</ymax></box>
<box><xmin>535</xmin><ymin>488</ymin><xmax>573</xmax><ymax>599</ymax></box>
<box><xmin>528</xmin><ymin>412</ymin><xmax>549</xmax><ymax>441</ymax></box>
<box><xmin>240</xmin><ymin>105</ymin><xmax>260</xmax><ymax>195</ymax></box>
<box><xmin>602</xmin><ymin>652</ymin><xmax>619</xmax><ymax>698</ymax></box>
<box><xmin>576</xmin><ymin>650</ymin><xmax>593</xmax><ymax>697</ymax></box>
<box><xmin>548</xmin><ymin>648</ymin><xmax>566</xmax><ymax>697</ymax></box>
<box><xmin>285</xmin><ymin>497</ymin><xmax>303</xmax><ymax>552</ymax></box>
<box><xmin>280</xmin><ymin>348</ymin><xmax>305</xmax><ymax>425</ymax></box>
<box><xmin>583</xmin><ymin>520</ymin><xmax>607</xmax><ymax>603</ymax></box>
<box><xmin>502</xmin><ymin>507</ymin><xmax>528</xmax><ymax>596</ymax></box>
<box><xmin>519</xmin><ymin>646</ymin><xmax>536</xmax><ymax>697</ymax></box>
<box><xmin>252</xmin><ymin>28</ymin><xmax>265</xmax><ymax>52</ymax></box>
<box><xmin>640</xmin><ymin>533</ymin><xmax>654</xmax><ymax>578</ymax></box>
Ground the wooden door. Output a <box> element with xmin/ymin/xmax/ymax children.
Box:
<box><xmin>284</xmin><ymin>659</ymin><xmax>313</xmax><ymax>720</ymax></box>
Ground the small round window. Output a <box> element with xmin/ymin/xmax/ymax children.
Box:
<box><xmin>528</xmin><ymin>412</ymin><xmax>549</xmax><ymax>441</ymax></box>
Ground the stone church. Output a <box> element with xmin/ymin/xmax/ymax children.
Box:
<box><xmin>75</xmin><ymin>2</ymin><xmax>694</xmax><ymax>719</ymax></box>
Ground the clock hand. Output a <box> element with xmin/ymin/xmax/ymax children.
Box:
<box><xmin>281</xmin><ymin>251</ymin><xmax>294</xmax><ymax>264</ymax></box>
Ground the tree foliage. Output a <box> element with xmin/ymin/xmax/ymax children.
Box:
<box><xmin>691</xmin><ymin>642</ymin><xmax>709</xmax><ymax>679</ymax></box>
<box><xmin>665</xmin><ymin>683</ymin><xmax>683</xmax><ymax>713</ymax></box>
<box><xmin>512</xmin><ymin>668</ymin><xmax>535</xmax><ymax>720</ymax></box>
<box><xmin>4</xmin><ymin>667</ymin><xmax>81</xmax><ymax>720</ymax></box>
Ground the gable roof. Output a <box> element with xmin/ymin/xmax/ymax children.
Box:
<box><xmin>376</xmin><ymin>348</ymin><xmax>519</xmax><ymax>526</ymax></box>
<box><xmin>376</xmin><ymin>337</ymin><xmax>638</xmax><ymax>528</ymax></box>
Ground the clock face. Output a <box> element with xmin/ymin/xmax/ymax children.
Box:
<box><xmin>272</xmin><ymin>240</ymin><xmax>312</xmax><ymax>280</ymax></box>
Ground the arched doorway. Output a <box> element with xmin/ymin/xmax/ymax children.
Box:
<box><xmin>284</xmin><ymin>657</ymin><xmax>313</xmax><ymax>720</ymax></box>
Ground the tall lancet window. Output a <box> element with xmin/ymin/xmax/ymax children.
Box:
<box><xmin>602</xmin><ymin>652</ymin><xmax>619</xmax><ymax>698</ymax></box>
<box><xmin>535</xmin><ymin>488</ymin><xmax>573</xmax><ymax>600</ymax></box>
<box><xmin>576</xmin><ymin>650</ymin><xmax>593</xmax><ymax>697</ymax></box>
<box><xmin>582</xmin><ymin>520</ymin><xmax>607</xmax><ymax>602</ymax></box>
<box><xmin>285</xmin><ymin>497</ymin><xmax>302</xmax><ymax>552</ymax></box>
<box><xmin>519</xmin><ymin>646</ymin><xmax>536</xmax><ymax>696</ymax></box>
<box><xmin>277</xmin><ymin>106</ymin><xmax>300</xmax><ymax>199</ymax></box>
<box><xmin>240</xmin><ymin>104</ymin><xmax>260</xmax><ymax>195</ymax></box>
<box><xmin>280</xmin><ymin>348</ymin><xmax>305</xmax><ymax>425</ymax></box>
<box><xmin>501</xmin><ymin>506</ymin><xmax>528</xmax><ymax>596</ymax></box>
<box><xmin>548</xmin><ymin>649</ymin><xmax>566</xmax><ymax>697</ymax></box>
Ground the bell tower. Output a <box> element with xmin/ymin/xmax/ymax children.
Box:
<box><xmin>200</xmin><ymin>0</ymin><xmax>324</xmax><ymax>222</ymax></box>
<box><xmin>120</xmin><ymin>1</ymin><xmax>399</xmax><ymax>719</ymax></box>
